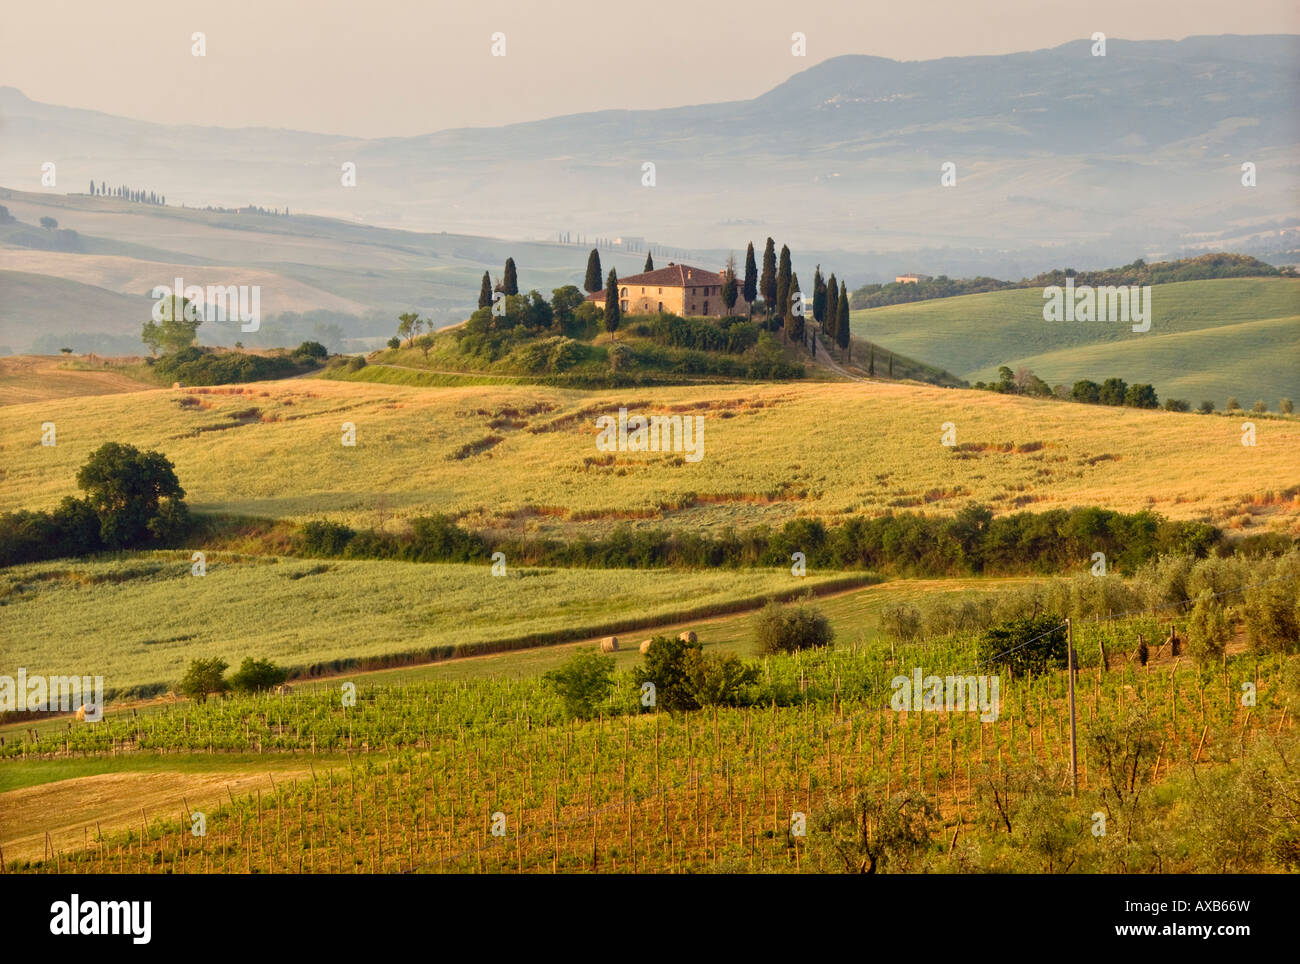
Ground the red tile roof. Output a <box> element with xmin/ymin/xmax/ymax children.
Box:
<box><xmin>584</xmin><ymin>263</ymin><xmax>726</xmax><ymax>301</ymax></box>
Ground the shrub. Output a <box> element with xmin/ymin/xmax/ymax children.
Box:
<box><xmin>229</xmin><ymin>657</ymin><xmax>288</xmax><ymax>693</ymax></box>
<box><xmin>1242</xmin><ymin>582</ymin><xmax>1298</xmax><ymax>654</ymax></box>
<box><xmin>1163</xmin><ymin>398</ymin><xmax>1190</xmax><ymax>412</ymax></box>
<box><xmin>1252</xmin><ymin>400</ymin><xmax>1268</xmax><ymax>413</ymax></box>
<box><xmin>347</xmin><ymin>355</ymin><xmax>367</xmax><ymax>371</ymax></box>
<box><xmin>294</xmin><ymin>340</ymin><xmax>329</xmax><ymax>360</ymax></box>
<box><xmin>1186</xmin><ymin>590</ymin><xmax>1231</xmax><ymax>671</ymax></box>
<box><xmin>880</xmin><ymin>602</ymin><xmax>922</xmax><ymax>642</ymax></box>
<box><xmin>179</xmin><ymin>657</ymin><xmax>229</xmax><ymax>703</ymax></box>
<box><xmin>976</xmin><ymin>614</ymin><xmax>1068</xmax><ymax>677</ymax></box>
<box><xmin>632</xmin><ymin>634</ymin><xmax>702</xmax><ymax>711</ymax></box>
<box><xmin>754</xmin><ymin>598</ymin><xmax>834</xmax><ymax>654</ymax></box>
<box><xmin>810</xmin><ymin>783</ymin><xmax>938</xmax><ymax>874</ymax></box>
<box><xmin>683</xmin><ymin>651</ymin><xmax>760</xmax><ymax>707</ymax></box>
<box><xmin>1281</xmin><ymin>398</ymin><xmax>1294</xmax><ymax>415</ymax></box>
<box><xmin>543</xmin><ymin>648</ymin><xmax>615</xmax><ymax>719</ymax></box>
<box><xmin>1197</xmin><ymin>400</ymin><xmax>1215</xmax><ymax>414</ymax></box>
<box><xmin>299</xmin><ymin>519</ymin><xmax>355</xmax><ymax>556</ymax></box>
<box><xmin>1226</xmin><ymin>397</ymin><xmax>1240</xmax><ymax>411</ymax></box>
<box><xmin>387</xmin><ymin>337</ymin><xmax>401</xmax><ymax>350</ymax></box>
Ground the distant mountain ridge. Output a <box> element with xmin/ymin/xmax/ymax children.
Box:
<box><xmin>2</xmin><ymin>34</ymin><xmax>1297</xmax><ymax>265</ymax></box>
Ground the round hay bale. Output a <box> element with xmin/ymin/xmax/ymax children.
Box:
<box><xmin>678</xmin><ymin>630</ymin><xmax>698</xmax><ymax>644</ymax></box>
<box><xmin>639</xmin><ymin>638</ymin><xmax>654</xmax><ymax>654</ymax></box>
<box><xmin>74</xmin><ymin>705</ymin><xmax>88</xmax><ymax>722</ymax></box>
<box><xmin>600</xmin><ymin>635</ymin><xmax>619</xmax><ymax>653</ymax></box>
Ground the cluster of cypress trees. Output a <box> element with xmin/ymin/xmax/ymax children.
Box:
<box><xmin>89</xmin><ymin>181</ymin><xmax>164</xmax><ymax>205</ymax></box>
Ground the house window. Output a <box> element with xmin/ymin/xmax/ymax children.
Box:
<box><xmin>703</xmin><ymin>301</ymin><xmax>709</xmax><ymax>314</ymax></box>
<box><xmin>621</xmin><ymin>300</ymin><xmax>628</xmax><ymax>312</ymax></box>
<box><xmin>620</xmin><ymin>287</ymin><xmax>628</xmax><ymax>296</ymax></box>
<box><xmin>658</xmin><ymin>288</ymin><xmax>662</xmax><ymax>294</ymax></box>
<box><xmin>640</xmin><ymin>287</ymin><xmax>645</xmax><ymax>293</ymax></box>
<box><xmin>658</xmin><ymin>302</ymin><xmax>663</xmax><ymax>311</ymax></box>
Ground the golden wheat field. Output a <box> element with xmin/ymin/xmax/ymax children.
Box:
<box><xmin>2</xmin><ymin>376</ymin><xmax>1296</xmax><ymax>537</ymax></box>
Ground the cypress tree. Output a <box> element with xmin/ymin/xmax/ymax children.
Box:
<box><xmin>644</xmin><ymin>251</ymin><xmax>654</xmax><ymax>272</ymax></box>
<box><xmin>742</xmin><ymin>242</ymin><xmax>758</xmax><ymax>313</ymax></box>
<box><xmin>776</xmin><ymin>245</ymin><xmax>792</xmax><ymax>328</ymax></box>
<box><xmin>825</xmin><ymin>274</ymin><xmax>839</xmax><ymax>338</ymax></box>
<box><xmin>604</xmin><ymin>269</ymin><xmax>620</xmax><ymax>333</ymax></box>
<box><xmin>584</xmin><ymin>249</ymin><xmax>603</xmax><ymax>293</ymax></box>
<box><xmin>502</xmin><ymin>258</ymin><xmax>519</xmax><ymax>296</ymax></box>
<box><xmin>889</xmin><ymin>352</ymin><xmax>894</xmax><ymax>378</ymax></box>
<box><xmin>836</xmin><ymin>282</ymin><xmax>850</xmax><ymax>352</ymax></box>
<box><xmin>760</xmin><ymin>238</ymin><xmax>777</xmax><ymax>321</ymax></box>
<box><xmin>868</xmin><ymin>344</ymin><xmax>875</xmax><ymax>376</ymax></box>
<box><xmin>89</xmin><ymin>180</ymin><xmax>95</xmax><ymax>195</ymax></box>
<box><xmin>787</xmin><ymin>271</ymin><xmax>803</xmax><ymax>342</ymax></box>
<box><xmin>721</xmin><ymin>254</ymin><xmax>738</xmax><ymax>316</ymax></box>
<box><xmin>812</xmin><ymin>266</ymin><xmax>825</xmax><ymax>325</ymax></box>
<box><xmin>478</xmin><ymin>271</ymin><xmax>493</xmax><ymax>309</ymax></box>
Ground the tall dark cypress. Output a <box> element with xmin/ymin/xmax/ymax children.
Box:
<box><xmin>742</xmin><ymin>242</ymin><xmax>758</xmax><ymax>314</ymax></box>
<box><xmin>604</xmin><ymin>269</ymin><xmax>621</xmax><ymax>332</ymax></box>
<box><xmin>644</xmin><ymin>251</ymin><xmax>654</xmax><ymax>272</ymax></box>
<box><xmin>812</xmin><ymin>266</ymin><xmax>825</xmax><ymax>325</ymax></box>
<box><xmin>825</xmin><ymin>274</ymin><xmax>839</xmax><ymax>338</ymax></box>
<box><xmin>584</xmin><ymin>249</ymin><xmax>603</xmax><ymax>293</ymax></box>
<box><xmin>787</xmin><ymin>271</ymin><xmax>803</xmax><ymax>342</ymax></box>
<box><xmin>836</xmin><ymin>281</ymin><xmax>850</xmax><ymax>351</ymax></box>
<box><xmin>502</xmin><ymin>258</ymin><xmax>519</xmax><ymax>296</ymax></box>
<box><xmin>776</xmin><ymin>245</ymin><xmax>792</xmax><ymax>326</ymax></box>
<box><xmin>760</xmin><ymin>238</ymin><xmax>777</xmax><ymax>320</ymax></box>
<box><xmin>478</xmin><ymin>271</ymin><xmax>493</xmax><ymax>309</ymax></box>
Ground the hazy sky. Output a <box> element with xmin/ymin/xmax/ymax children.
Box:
<box><xmin>5</xmin><ymin>0</ymin><xmax>1298</xmax><ymax>138</ymax></box>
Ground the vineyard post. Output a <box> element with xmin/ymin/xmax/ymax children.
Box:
<box><xmin>1067</xmin><ymin>618</ymin><xmax>1078</xmax><ymax>798</ymax></box>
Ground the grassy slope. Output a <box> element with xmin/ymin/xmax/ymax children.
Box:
<box><xmin>850</xmin><ymin>277</ymin><xmax>1300</xmax><ymax>404</ymax></box>
<box><xmin>2</xmin><ymin>377</ymin><xmax>1296</xmax><ymax>538</ymax></box>
<box><xmin>0</xmin><ymin>554</ymin><xmax>865</xmax><ymax>694</ymax></box>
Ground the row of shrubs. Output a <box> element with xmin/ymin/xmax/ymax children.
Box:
<box><xmin>545</xmin><ymin>598</ymin><xmax>834</xmax><ymax>718</ymax></box>
<box><xmin>151</xmin><ymin>342</ymin><xmax>327</xmax><ymax>386</ymax></box>
<box><xmin>296</xmin><ymin>504</ymin><xmax>1232</xmax><ymax>578</ymax></box>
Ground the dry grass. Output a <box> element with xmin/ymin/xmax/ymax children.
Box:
<box><xmin>1</xmin><ymin>376</ymin><xmax>1296</xmax><ymax>538</ymax></box>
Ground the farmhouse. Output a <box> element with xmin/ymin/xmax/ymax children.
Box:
<box><xmin>585</xmin><ymin>263</ymin><xmax>751</xmax><ymax>318</ymax></box>
<box><xmin>894</xmin><ymin>274</ymin><xmax>932</xmax><ymax>284</ymax></box>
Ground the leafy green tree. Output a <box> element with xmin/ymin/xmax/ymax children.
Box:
<box><xmin>1099</xmin><ymin>377</ymin><xmax>1128</xmax><ymax>406</ymax></box>
<box><xmin>141</xmin><ymin>296</ymin><xmax>201</xmax><ymax>355</ymax></box>
<box><xmin>1072</xmin><ymin>379</ymin><xmax>1101</xmax><ymax>404</ymax></box>
<box><xmin>387</xmin><ymin>337</ymin><xmax>401</xmax><ymax>350</ymax></box>
<box><xmin>75</xmin><ymin>442</ymin><xmax>188</xmax><ymax>548</ymax></box>
<box><xmin>550</xmin><ymin>284</ymin><xmax>585</xmax><ymax>332</ymax></box>
<box><xmin>1242</xmin><ymin>582</ymin><xmax>1298</xmax><ymax>654</ymax></box>
<box><xmin>478</xmin><ymin>271</ymin><xmax>493</xmax><ymax>309</ymax></box>
<box><xmin>1124</xmin><ymin>383</ymin><xmax>1159</xmax><ymax>409</ymax></box>
<box><xmin>229</xmin><ymin>657</ymin><xmax>288</xmax><ymax>693</ymax></box>
<box><xmin>742</xmin><ymin>242</ymin><xmax>758</xmax><ymax>314</ymax></box>
<box><xmin>632</xmin><ymin>634</ymin><xmax>702</xmax><ymax>711</ymax></box>
<box><xmin>543</xmin><ymin>648</ymin><xmax>615</xmax><ymax>719</ymax></box>
<box><xmin>1226</xmin><ymin>397</ymin><xmax>1240</xmax><ymax>411</ymax></box>
<box><xmin>760</xmin><ymin>238</ymin><xmax>777</xmax><ymax>320</ymax></box>
<box><xmin>179</xmin><ymin>657</ymin><xmax>229</xmax><ymax>703</ymax></box>
<box><xmin>755</xmin><ymin>598</ymin><xmax>834</xmax><ymax>654</ymax></box>
<box><xmin>1198</xmin><ymin>400</ymin><xmax>1215</xmax><ymax>414</ymax></box>
<box><xmin>644</xmin><ymin>251</ymin><xmax>654</xmax><ymax>272</ymax></box>
<box><xmin>810</xmin><ymin>782</ymin><xmax>938</xmax><ymax>874</ymax></box>
<box><xmin>683</xmin><ymin>650</ymin><xmax>759</xmax><ymax>707</ymax></box>
<box><xmin>1187</xmin><ymin>590</ymin><xmax>1231</xmax><ymax>672</ymax></box>
<box><xmin>502</xmin><ymin>258</ymin><xmax>519</xmax><ymax>296</ymax></box>
<box><xmin>1280</xmin><ymin>398</ymin><xmax>1293</xmax><ymax>414</ymax></box>
<box><xmin>775</xmin><ymin>244</ymin><xmax>792</xmax><ymax>326</ymax></box>
<box><xmin>584</xmin><ymin>249</ymin><xmax>603</xmax><ymax>293</ymax></box>
<box><xmin>1252</xmin><ymin>399</ymin><xmax>1268</xmax><ymax>413</ymax></box>
<box><xmin>603</xmin><ymin>269</ymin><xmax>620</xmax><ymax>333</ymax></box>
<box><xmin>836</xmin><ymin>281</ymin><xmax>850</xmax><ymax>351</ymax></box>
<box><xmin>397</xmin><ymin>311</ymin><xmax>418</xmax><ymax>348</ymax></box>
<box><xmin>976</xmin><ymin>613</ymin><xmax>1067</xmax><ymax>677</ymax></box>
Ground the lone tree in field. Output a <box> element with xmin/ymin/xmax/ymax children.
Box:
<box><xmin>397</xmin><ymin>311</ymin><xmax>419</xmax><ymax>348</ymax></box>
<box><xmin>502</xmin><ymin>258</ymin><xmax>519</xmax><ymax>296</ymax></box>
<box><xmin>604</xmin><ymin>268</ymin><xmax>620</xmax><ymax>333</ymax></box>
<box><xmin>478</xmin><ymin>271</ymin><xmax>493</xmax><ymax>309</ymax></box>
<box><xmin>776</xmin><ymin>244</ymin><xmax>792</xmax><ymax>331</ymax></box>
<box><xmin>180</xmin><ymin>657</ymin><xmax>229</xmax><ymax>704</ymax></box>
<box><xmin>721</xmin><ymin>254</ymin><xmax>739</xmax><ymax>317</ymax></box>
<box><xmin>824</xmin><ymin>274</ymin><xmax>839</xmax><ymax>339</ymax></box>
<box><xmin>644</xmin><ymin>251</ymin><xmax>654</xmax><ymax>272</ymax></box>
<box><xmin>584</xmin><ymin>249</ymin><xmax>603</xmax><ymax>293</ymax></box>
<box><xmin>543</xmin><ymin>648</ymin><xmax>615</xmax><ymax>720</ymax></box>
<box><xmin>760</xmin><ymin>238</ymin><xmax>777</xmax><ymax>322</ymax></box>
<box><xmin>836</xmin><ymin>281</ymin><xmax>850</xmax><ymax>353</ymax></box>
<box><xmin>141</xmin><ymin>296</ymin><xmax>202</xmax><ymax>356</ymax></box>
<box><xmin>75</xmin><ymin>442</ymin><xmax>189</xmax><ymax>548</ymax></box>
<box><xmin>742</xmin><ymin>242</ymin><xmax>758</xmax><ymax>316</ymax></box>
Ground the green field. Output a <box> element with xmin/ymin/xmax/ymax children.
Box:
<box><xmin>0</xmin><ymin>553</ymin><xmax>869</xmax><ymax>695</ymax></box>
<box><xmin>852</xmin><ymin>277</ymin><xmax>1300</xmax><ymax>405</ymax></box>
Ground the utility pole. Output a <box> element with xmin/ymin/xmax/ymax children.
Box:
<box><xmin>1067</xmin><ymin>617</ymin><xmax>1078</xmax><ymax>797</ymax></box>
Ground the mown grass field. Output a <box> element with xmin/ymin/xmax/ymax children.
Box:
<box><xmin>851</xmin><ymin>277</ymin><xmax>1300</xmax><ymax>405</ymax></box>
<box><xmin>3</xmin><ymin>376</ymin><xmax>1296</xmax><ymax>538</ymax></box>
<box><xmin>0</xmin><ymin>553</ymin><xmax>868</xmax><ymax>695</ymax></box>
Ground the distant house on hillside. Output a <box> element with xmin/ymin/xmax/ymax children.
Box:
<box><xmin>894</xmin><ymin>274</ymin><xmax>932</xmax><ymax>285</ymax></box>
<box><xmin>585</xmin><ymin>263</ymin><xmax>751</xmax><ymax>317</ymax></box>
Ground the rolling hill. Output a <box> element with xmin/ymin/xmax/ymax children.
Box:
<box><xmin>850</xmin><ymin>277</ymin><xmax>1300</xmax><ymax>405</ymax></box>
